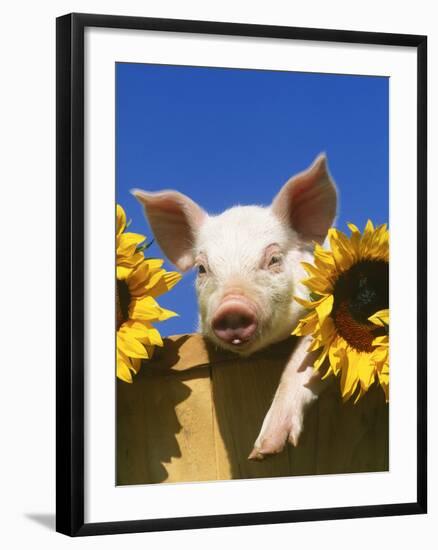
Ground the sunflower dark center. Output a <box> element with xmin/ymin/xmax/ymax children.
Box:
<box><xmin>116</xmin><ymin>280</ymin><xmax>131</xmax><ymax>329</ymax></box>
<box><xmin>332</xmin><ymin>260</ymin><xmax>388</xmax><ymax>352</ymax></box>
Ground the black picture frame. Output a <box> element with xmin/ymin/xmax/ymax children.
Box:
<box><xmin>56</xmin><ymin>12</ymin><xmax>427</xmax><ymax>537</ymax></box>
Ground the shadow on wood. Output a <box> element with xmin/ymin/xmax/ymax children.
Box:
<box><xmin>117</xmin><ymin>334</ymin><xmax>388</xmax><ymax>485</ymax></box>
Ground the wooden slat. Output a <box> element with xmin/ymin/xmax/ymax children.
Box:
<box><xmin>211</xmin><ymin>356</ymin><xmax>292</xmax><ymax>480</ymax></box>
<box><xmin>286</xmin><ymin>396</ymin><xmax>319</xmax><ymax>476</ymax></box>
<box><xmin>117</xmin><ymin>334</ymin><xmax>389</xmax><ymax>485</ymax></box>
<box><xmin>314</xmin><ymin>377</ymin><xmax>389</xmax><ymax>475</ymax></box>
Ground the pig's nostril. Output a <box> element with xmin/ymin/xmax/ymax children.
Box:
<box><xmin>212</xmin><ymin>307</ymin><xmax>258</xmax><ymax>345</ymax></box>
<box><xmin>215</xmin><ymin>313</ymin><xmax>252</xmax><ymax>331</ymax></box>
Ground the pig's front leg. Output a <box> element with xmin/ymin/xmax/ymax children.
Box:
<box><xmin>249</xmin><ymin>336</ymin><xmax>323</xmax><ymax>460</ymax></box>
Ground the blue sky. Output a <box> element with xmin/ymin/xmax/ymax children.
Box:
<box><xmin>116</xmin><ymin>63</ymin><xmax>389</xmax><ymax>336</ymax></box>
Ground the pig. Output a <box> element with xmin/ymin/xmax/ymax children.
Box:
<box><xmin>133</xmin><ymin>153</ymin><xmax>337</xmax><ymax>460</ymax></box>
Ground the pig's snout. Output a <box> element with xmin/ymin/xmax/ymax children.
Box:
<box><xmin>212</xmin><ymin>296</ymin><xmax>258</xmax><ymax>347</ymax></box>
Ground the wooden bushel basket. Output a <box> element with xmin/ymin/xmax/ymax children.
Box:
<box><xmin>117</xmin><ymin>334</ymin><xmax>388</xmax><ymax>485</ymax></box>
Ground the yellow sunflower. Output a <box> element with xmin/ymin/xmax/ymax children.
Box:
<box><xmin>293</xmin><ymin>220</ymin><xmax>389</xmax><ymax>403</ymax></box>
<box><xmin>369</xmin><ymin>309</ymin><xmax>389</xmax><ymax>402</ymax></box>
<box><xmin>116</xmin><ymin>205</ymin><xmax>145</xmax><ymax>279</ymax></box>
<box><xmin>116</xmin><ymin>205</ymin><xmax>182</xmax><ymax>383</ymax></box>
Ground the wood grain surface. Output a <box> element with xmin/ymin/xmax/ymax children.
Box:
<box><xmin>117</xmin><ymin>334</ymin><xmax>389</xmax><ymax>485</ymax></box>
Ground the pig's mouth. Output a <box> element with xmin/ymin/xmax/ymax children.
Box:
<box><xmin>211</xmin><ymin>295</ymin><xmax>259</xmax><ymax>352</ymax></box>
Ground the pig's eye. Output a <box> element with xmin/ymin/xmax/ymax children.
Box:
<box><xmin>268</xmin><ymin>255</ymin><xmax>282</xmax><ymax>267</ymax></box>
<box><xmin>197</xmin><ymin>264</ymin><xmax>207</xmax><ymax>275</ymax></box>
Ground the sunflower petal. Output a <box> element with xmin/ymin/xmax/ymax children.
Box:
<box><xmin>368</xmin><ymin>309</ymin><xmax>389</xmax><ymax>327</ymax></box>
<box><xmin>328</xmin><ymin>337</ymin><xmax>347</xmax><ymax>376</ymax></box>
<box><xmin>313</xmin><ymin>243</ymin><xmax>336</xmax><ymax>270</ymax></box>
<box><xmin>313</xmin><ymin>345</ymin><xmax>330</xmax><ymax>371</ymax></box>
<box><xmin>117</xmin><ymin>232</ymin><xmax>146</xmax><ymax>254</ymax></box>
<box><xmin>146</xmin><ymin>270</ymin><xmax>183</xmax><ymax>298</ymax></box>
<box><xmin>144</xmin><ymin>327</ymin><xmax>164</xmax><ymax>347</ymax></box>
<box><xmin>129</xmin><ymin>358</ymin><xmax>143</xmax><ymax>374</ymax></box>
<box><xmin>144</xmin><ymin>258</ymin><xmax>165</xmax><ymax>271</ymax></box>
<box><xmin>292</xmin><ymin>311</ymin><xmax>319</xmax><ymax>336</ymax></box>
<box><xmin>117</xmin><ymin>332</ymin><xmax>149</xmax><ymax>358</ymax></box>
<box><xmin>116</xmin><ymin>205</ymin><xmax>127</xmax><ymax>236</ymax></box>
<box><xmin>357</xmin><ymin>352</ymin><xmax>376</xmax><ymax>391</ymax></box>
<box><xmin>372</xmin><ymin>335</ymin><xmax>389</xmax><ymax>347</ymax></box>
<box><xmin>301</xmin><ymin>261</ymin><xmax>324</xmax><ymax>278</ymax></box>
<box><xmin>315</xmin><ymin>294</ymin><xmax>334</xmax><ymax>324</ymax></box>
<box><xmin>301</xmin><ymin>276</ymin><xmax>332</xmax><ymax>295</ymax></box>
<box><xmin>340</xmin><ymin>350</ymin><xmax>360</xmax><ymax>401</ymax></box>
<box><xmin>293</xmin><ymin>295</ymin><xmax>325</xmax><ymax>309</ymax></box>
<box><xmin>319</xmin><ymin>316</ymin><xmax>335</xmax><ymax>341</ymax></box>
<box><xmin>129</xmin><ymin>296</ymin><xmax>178</xmax><ymax>322</ymax></box>
<box><xmin>117</xmin><ymin>348</ymin><xmax>133</xmax><ymax>383</ymax></box>
<box><xmin>328</xmin><ymin>228</ymin><xmax>355</xmax><ymax>271</ymax></box>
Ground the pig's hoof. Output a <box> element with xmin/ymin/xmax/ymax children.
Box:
<box><xmin>248</xmin><ymin>432</ymin><xmax>288</xmax><ymax>461</ymax></box>
<box><xmin>248</xmin><ymin>439</ymin><xmax>286</xmax><ymax>461</ymax></box>
<box><xmin>248</xmin><ymin>449</ymin><xmax>266</xmax><ymax>461</ymax></box>
<box><xmin>248</xmin><ymin>418</ymin><xmax>303</xmax><ymax>461</ymax></box>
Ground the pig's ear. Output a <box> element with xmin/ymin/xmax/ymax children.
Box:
<box><xmin>132</xmin><ymin>189</ymin><xmax>207</xmax><ymax>272</ymax></box>
<box><xmin>271</xmin><ymin>154</ymin><xmax>337</xmax><ymax>244</ymax></box>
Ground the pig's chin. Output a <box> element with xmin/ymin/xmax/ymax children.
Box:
<box><xmin>205</xmin><ymin>319</ymin><xmax>283</xmax><ymax>356</ymax></box>
<box><xmin>206</xmin><ymin>330</ymin><xmax>262</xmax><ymax>356</ymax></box>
